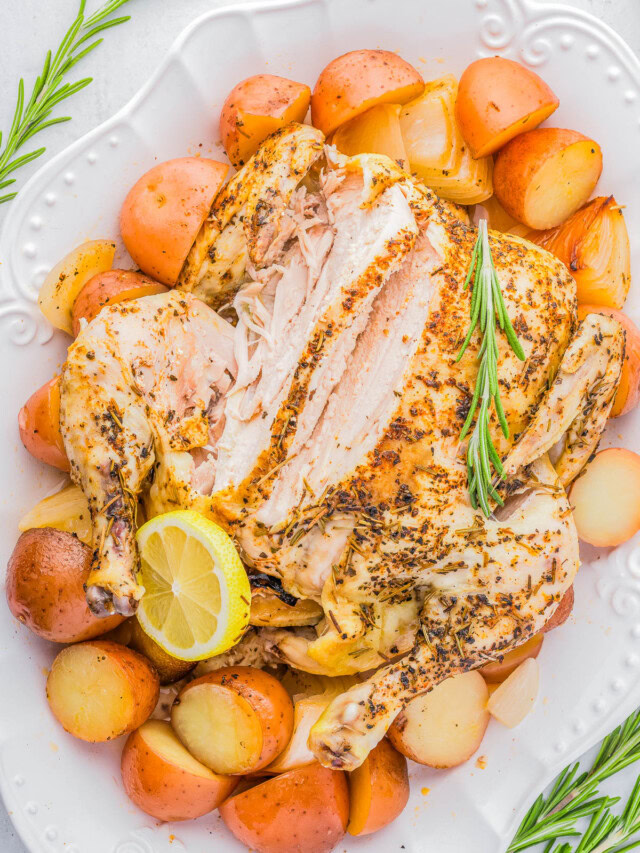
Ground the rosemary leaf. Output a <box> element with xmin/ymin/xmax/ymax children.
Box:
<box><xmin>509</xmin><ymin>709</ymin><xmax>640</xmax><ymax>852</ymax></box>
<box><xmin>457</xmin><ymin>219</ymin><xmax>525</xmax><ymax>516</ymax></box>
<box><xmin>0</xmin><ymin>0</ymin><xmax>132</xmax><ymax>205</ymax></box>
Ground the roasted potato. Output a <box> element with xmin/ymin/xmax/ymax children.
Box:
<box><xmin>6</xmin><ymin>528</ymin><xmax>123</xmax><ymax>643</ymax></box>
<box><xmin>570</xmin><ymin>448</ymin><xmax>640</xmax><ymax>546</ymax></box>
<box><xmin>543</xmin><ymin>585</ymin><xmax>574</xmax><ymax>633</ymax></box>
<box><xmin>311</xmin><ymin>49</ymin><xmax>424</xmax><ymax>136</ymax></box>
<box><xmin>388</xmin><ymin>672</ymin><xmax>489</xmax><ymax>768</ymax></box>
<box><xmin>220</xmin><ymin>74</ymin><xmax>311</xmax><ymax>168</ymax></box>
<box><xmin>18</xmin><ymin>376</ymin><xmax>68</xmax><ymax>471</ymax></box>
<box><xmin>120</xmin><ymin>157</ymin><xmax>228</xmax><ymax>285</ymax></box>
<box><xmin>46</xmin><ymin>640</ymin><xmax>159</xmax><ymax>742</ymax></box>
<box><xmin>172</xmin><ymin>666</ymin><xmax>294</xmax><ymax>774</ymax></box>
<box><xmin>121</xmin><ymin>719</ymin><xmax>237</xmax><ymax>820</ymax></box>
<box><xmin>456</xmin><ymin>57</ymin><xmax>559</xmax><ymax>158</ymax></box>
<box><xmin>38</xmin><ymin>239</ymin><xmax>115</xmax><ymax>334</ymax></box>
<box><xmin>332</xmin><ymin>103</ymin><xmax>408</xmax><ymax>168</ymax></box>
<box><xmin>494</xmin><ymin>128</ymin><xmax>603</xmax><ymax>229</ymax></box>
<box><xmin>348</xmin><ymin>737</ymin><xmax>409</xmax><ymax>836</ymax></box>
<box><xmin>71</xmin><ymin>269</ymin><xmax>167</xmax><ymax>336</ymax></box>
<box><xmin>480</xmin><ymin>634</ymin><xmax>544</xmax><ymax>684</ymax></box>
<box><xmin>127</xmin><ymin>617</ymin><xmax>196</xmax><ymax>684</ymax></box>
<box><xmin>219</xmin><ymin>762</ymin><xmax>349</xmax><ymax>853</ymax></box>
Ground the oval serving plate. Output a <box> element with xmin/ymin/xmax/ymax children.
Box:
<box><xmin>1</xmin><ymin>0</ymin><xmax>640</xmax><ymax>850</ymax></box>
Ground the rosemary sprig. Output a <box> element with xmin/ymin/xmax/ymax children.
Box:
<box><xmin>0</xmin><ymin>0</ymin><xmax>132</xmax><ymax>205</ymax></box>
<box><xmin>509</xmin><ymin>708</ymin><xmax>640</xmax><ymax>852</ymax></box>
<box><xmin>456</xmin><ymin>219</ymin><xmax>525</xmax><ymax>516</ymax></box>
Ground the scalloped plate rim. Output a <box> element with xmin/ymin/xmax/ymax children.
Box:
<box><xmin>2</xmin><ymin>0</ymin><xmax>640</xmax><ymax>851</ymax></box>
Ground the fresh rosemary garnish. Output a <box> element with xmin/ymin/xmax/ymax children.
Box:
<box><xmin>509</xmin><ymin>707</ymin><xmax>640</xmax><ymax>852</ymax></box>
<box><xmin>0</xmin><ymin>0</ymin><xmax>132</xmax><ymax>205</ymax></box>
<box><xmin>456</xmin><ymin>219</ymin><xmax>525</xmax><ymax>516</ymax></box>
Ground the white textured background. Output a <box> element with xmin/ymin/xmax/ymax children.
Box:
<box><xmin>0</xmin><ymin>1</ymin><xmax>639</xmax><ymax>850</ymax></box>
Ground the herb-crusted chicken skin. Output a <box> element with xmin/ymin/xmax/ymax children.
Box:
<box><xmin>60</xmin><ymin>124</ymin><xmax>624</xmax><ymax>769</ymax></box>
<box><xmin>60</xmin><ymin>291</ymin><xmax>236</xmax><ymax>616</ymax></box>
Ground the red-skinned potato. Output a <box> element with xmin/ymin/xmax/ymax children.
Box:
<box><xmin>388</xmin><ymin>672</ymin><xmax>489</xmax><ymax>768</ymax></box>
<box><xmin>311</xmin><ymin>49</ymin><xmax>424</xmax><ymax>136</ymax></box>
<box><xmin>220</xmin><ymin>74</ymin><xmax>311</xmax><ymax>168</ymax></box>
<box><xmin>456</xmin><ymin>57</ymin><xmax>559</xmax><ymax>158</ymax></box>
<box><xmin>543</xmin><ymin>585</ymin><xmax>574</xmax><ymax>633</ymax></box>
<box><xmin>18</xmin><ymin>376</ymin><xmax>68</xmax><ymax>471</ymax></box>
<box><xmin>172</xmin><ymin>666</ymin><xmax>294</xmax><ymax>774</ymax></box>
<box><xmin>71</xmin><ymin>270</ymin><xmax>167</xmax><ymax>336</ymax></box>
<box><xmin>127</xmin><ymin>617</ymin><xmax>195</xmax><ymax>684</ymax></box>
<box><xmin>480</xmin><ymin>634</ymin><xmax>544</xmax><ymax>684</ymax></box>
<box><xmin>219</xmin><ymin>762</ymin><xmax>349</xmax><ymax>853</ymax></box>
<box><xmin>6</xmin><ymin>527</ymin><xmax>124</xmax><ymax>643</ymax></box>
<box><xmin>494</xmin><ymin>128</ymin><xmax>603</xmax><ymax>229</ymax></box>
<box><xmin>578</xmin><ymin>305</ymin><xmax>640</xmax><ymax>416</ymax></box>
<box><xmin>46</xmin><ymin>640</ymin><xmax>159</xmax><ymax>742</ymax></box>
<box><xmin>348</xmin><ymin>738</ymin><xmax>409</xmax><ymax>836</ymax></box>
<box><xmin>120</xmin><ymin>157</ymin><xmax>228</xmax><ymax>286</ymax></box>
<box><xmin>121</xmin><ymin>720</ymin><xmax>237</xmax><ymax>821</ymax></box>
<box><xmin>570</xmin><ymin>448</ymin><xmax>640</xmax><ymax>547</ymax></box>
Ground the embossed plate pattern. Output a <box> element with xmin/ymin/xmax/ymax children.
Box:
<box><xmin>1</xmin><ymin>0</ymin><xmax>640</xmax><ymax>850</ymax></box>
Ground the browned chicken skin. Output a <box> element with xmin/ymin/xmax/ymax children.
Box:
<box><xmin>60</xmin><ymin>125</ymin><xmax>624</xmax><ymax>768</ymax></box>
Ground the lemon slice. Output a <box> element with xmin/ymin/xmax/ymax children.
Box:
<box><xmin>135</xmin><ymin>510</ymin><xmax>250</xmax><ymax>661</ymax></box>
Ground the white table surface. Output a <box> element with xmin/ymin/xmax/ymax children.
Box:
<box><xmin>1</xmin><ymin>0</ymin><xmax>639</xmax><ymax>851</ymax></box>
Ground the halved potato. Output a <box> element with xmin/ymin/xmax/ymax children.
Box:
<box><xmin>264</xmin><ymin>693</ymin><xmax>333</xmax><ymax>774</ymax></box>
<box><xmin>388</xmin><ymin>672</ymin><xmax>489</xmax><ymax>768</ymax></box>
<box><xmin>220</xmin><ymin>74</ymin><xmax>311</xmax><ymax>168</ymax></box>
<box><xmin>332</xmin><ymin>103</ymin><xmax>408</xmax><ymax>167</ymax></box>
<box><xmin>348</xmin><ymin>737</ymin><xmax>409</xmax><ymax>836</ymax></box>
<box><xmin>494</xmin><ymin>128</ymin><xmax>603</xmax><ymax>229</ymax></box>
<box><xmin>18</xmin><ymin>483</ymin><xmax>91</xmax><ymax>545</ymax></box>
<box><xmin>570</xmin><ymin>448</ymin><xmax>640</xmax><ymax>546</ymax></box>
<box><xmin>6</xmin><ymin>528</ymin><xmax>123</xmax><ymax>643</ymax></box>
<box><xmin>38</xmin><ymin>239</ymin><xmax>116</xmax><ymax>334</ymax></box>
<box><xmin>543</xmin><ymin>585</ymin><xmax>574</xmax><ymax>633</ymax></box>
<box><xmin>488</xmin><ymin>657</ymin><xmax>539</xmax><ymax>728</ymax></box>
<box><xmin>219</xmin><ymin>762</ymin><xmax>349</xmax><ymax>853</ymax></box>
<box><xmin>172</xmin><ymin>666</ymin><xmax>294</xmax><ymax>774</ymax></box>
<box><xmin>480</xmin><ymin>634</ymin><xmax>544</xmax><ymax>684</ymax></box>
<box><xmin>578</xmin><ymin>305</ymin><xmax>640</xmax><ymax>416</ymax></box>
<box><xmin>120</xmin><ymin>157</ymin><xmax>228</xmax><ymax>286</ymax></box>
<box><xmin>18</xmin><ymin>376</ymin><xmax>68</xmax><ymax>471</ymax></box>
<box><xmin>46</xmin><ymin>640</ymin><xmax>159</xmax><ymax>742</ymax></box>
<box><xmin>311</xmin><ymin>49</ymin><xmax>424</xmax><ymax>136</ymax></box>
<box><xmin>71</xmin><ymin>269</ymin><xmax>167</xmax><ymax>336</ymax></box>
<box><xmin>121</xmin><ymin>719</ymin><xmax>237</xmax><ymax>820</ymax></box>
<box><xmin>456</xmin><ymin>57</ymin><xmax>559</xmax><ymax>158</ymax></box>
<box><xmin>528</xmin><ymin>197</ymin><xmax>630</xmax><ymax>310</ymax></box>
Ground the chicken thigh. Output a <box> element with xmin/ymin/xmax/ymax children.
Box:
<box><xmin>60</xmin><ymin>291</ymin><xmax>236</xmax><ymax>615</ymax></box>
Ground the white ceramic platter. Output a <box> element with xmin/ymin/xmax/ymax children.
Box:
<box><xmin>2</xmin><ymin>0</ymin><xmax>640</xmax><ymax>850</ymax></box>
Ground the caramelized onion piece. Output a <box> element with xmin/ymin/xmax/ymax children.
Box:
<box><xmin>525</xmin><ymin>196</ymin><xmax>630</xmax><ymax>309</ymax></box>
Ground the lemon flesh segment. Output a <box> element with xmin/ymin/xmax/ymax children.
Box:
<box><xmin>135</xmin><ymin>510</ymin><xmax>250</xmax><ymax>661</ymax></box>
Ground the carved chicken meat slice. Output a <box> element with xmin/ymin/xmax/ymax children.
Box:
<box><xmin>211</xmin><ymin>152</ymin><xmax>419</xmax><ymax>512</ymax></box>
<box><xmin>60</xmin><ymin>291</ymin><xmax>236</xmax><ymax>616</ymax></box>
<box><xmin>178</xmin><ymin>123</ymin><xmax>325</xmax><ymax>307</ymax></box>
<box><xmin>223</xmin><ymin>197</ymin><xmax>623</xmax><ymax>768</ymax></box>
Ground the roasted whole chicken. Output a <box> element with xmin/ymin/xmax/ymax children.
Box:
<box><xmin>60</xmin><ymin>123</ymin><xmax>624</xmax><ymax>769</ymax></box>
